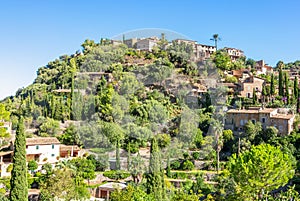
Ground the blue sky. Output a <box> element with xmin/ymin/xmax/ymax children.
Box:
<box><xmin>1</xmin><ymin>0</ymin><xmax>300</xmax><ymax>99</ymax></box>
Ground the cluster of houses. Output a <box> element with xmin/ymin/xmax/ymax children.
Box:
<box><xmin>109</xmin><ymin>35</ymin><xmax>244</xmax><ymax>62</ymax></box>
<box><xmin>97</xmin><ymin>35</ymin><xmax>297</xmax><ymax>137</ymax></box>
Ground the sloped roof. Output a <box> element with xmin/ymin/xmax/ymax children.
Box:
<box><xmin>60</xmin><ymin>145</ymin><xmax>81</xmax><ymax>152</ymax></box>
<box><xmin>99</xmin><ymin>182</ymin><xmax>127</xmax><ymax>190</ymax></box>
<box><xmin>26</xmin><ymin>137</ymin><xmax>60</xmax><ymax>146</ymax></box>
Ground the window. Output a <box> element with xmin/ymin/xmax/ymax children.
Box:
<box><xmin>251</xmin><ymin>119</ymin><xmax>256</xmax><ymax>124</ymax></box>
<box><xmin>52</xmin><ymin>144</ymin><xmax>55</xmax><ymax>149</ymax></box>
<box><xmin>262</xmin><ymin>118</ymin><xmax>266</xmax><ymax>123</ymax></box>
<box><xmin>51</xmin><ymin>154</ymin><xmax>55</xmax><ymax>157</ymax></box>
<box><xmin>36</xmin><ymin>145</ymin><xmax>39</xmax><ymax>150</ymax></box>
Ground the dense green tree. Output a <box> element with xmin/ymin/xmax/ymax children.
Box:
<box><xmin>227</xmin><ymin>144</ymin><xmax>295</xmax><ymax>200</ymax></box>
<box><xmin>225</xmin><ymin>75</ymin><xmax>238</xmax><ymax>83</ymax></box>
<box><xmin>58</xmin><ymin>124</ymin><xmax>82</xmax><ymax>146</ymax></box>
<box><xmin>81</xmin><ymin>44</ymin><xmax>127</xmax><ymax>72</ymax></box>
<box><xmin>110</xmin><ymin>185</ymin><xmax>154</xmax><ymax>201</ymax></box>
<box><xmin>101</xmin><ymin>121</ymin><xmax>124</xmax><ymax>170</ymax></box>
<box><xmin>39</xmin><ymin>168</ymin><xmax>78</xmax><ymax>201</ymax></box>
<box><xmin>38</xmin><ymin>117</ymin><xmax>60</xmax><ymax>136</ymax></box>
<box><xmin>119</xmin><ymin>73</ymin><xmax>143</xmax><ymax>98</ymax></box>
<box><xmin>10</xmin><ymin>117</ymin><xmax>28</xmax><ymax>201</ymax></box>
<box><xmin>140</xmin><ymin>58</ymin><xmax>174</xmax><ymax>86</ymax></box>
<box><xmin>167</xmin><ymin>40</ymin><xmax>194</xmax><ymax>67</ymax></box>
<box><xmin>212</xmin><ymin>50</ymin><xmax>232</xmax><ymax>70</ymax></box>
<box><xmin>178</xmin><ymin>107</ymin><xmax>199</xmax><ymax>148</ymax></box>
<box><xmin>245</xmin><ymin>58</ymin><xmax>256</xmax><ymax>69</ymax></box>
<box><xmin>244</xmin><ymin>121</ymin><xmax>262</xmax><ymax>142</ymax></box>
<box><xmin>69</xmin><ymin>158</ymin><xmax>96</xmax><ymax>181</ymax></box>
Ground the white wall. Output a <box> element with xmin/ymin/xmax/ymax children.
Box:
<box><xmin>26</xmin><ymin>144</ymin><xmax>60</xmax><ymax>164</ymax></box>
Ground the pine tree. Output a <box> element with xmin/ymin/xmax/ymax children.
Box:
<box><xmin>146</xmin><ymin>137</ymin><xmax>163</xmax><ymax>200</ymax></box>
<box><xmin>270</xmin><ymin>73</ymin><xmax>275</xmax><ymax>96</ymax></box>
<box><xmin>285</xmin><ymin>72</ymin><xmax>289</xmax><ymax>104</ymax></box>
<box><xmin>10</xmin><ymin>117</ymin><xmax>28</xmax><ymax>201</ymax></box>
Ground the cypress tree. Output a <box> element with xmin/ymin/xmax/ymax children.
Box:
<box><xmin>252</xmin><ymin>88</ymin><xmax>257</xmax><ymax>105</ymax></box>
<box><xmin>270</xmin><ymin>73</ymin><xmax>275</xmax><ymax>96</ymax></box>
<box><xmin>279</xmin><ymin>68</ymin><xmax>284</xmax><ymax>96</ymax></box>
<box><xmin>294</xmin><ymin>77</ymin><xmax>298</xmax><ymax>100</ymax></box>
<box><xmin>70</xmin><ymin>58</ymin><xmax>76</xmax><ymax>120</ymax></box>
<box><xmin>262</xmin><ymin>85</ymin><xmax>267</xmax><ymax>104</ymax></box>
<box><xmin>146</xmin><ymin>137</ymin><xmax>163</xmax><ymax>200</ymax></box>
<box><xmin>285</xmin><ymin>72</ymin><xmax>289</xmax><ymax>104</ymax></box>
<box><xmin>297</xmin><ymin>88</ymin><xmax>300</xmax><ymax>113</ymax></box>
<box><xmin>127</xmin><ymin>142</ymin><xmax>131</xmax><ymax>171</ymax></box>
<box><xmin>277</xmin><ymin>61</ymin><xmax>285</xmax><ymax>97</ymax></box>
<box><xmin>10</xmin><ymin>117</ymin><xmax>28</xmax><ymax>201</ymax></box>
<box><xmin>116</xmin><ymin>140</ymin><xmax>120</xmax><ymax>170</ymax></box>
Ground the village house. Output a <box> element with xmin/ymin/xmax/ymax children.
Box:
<box><xmin>26</xmin><ymin>137</ymin><xmax>61</xmax><ymax>164</ymax></box>
<box><xmin>225</xmin><ymin>107</ymin><xmax>295</xmax><ymax>135</ymax></box>
<box><xmin>136</xmin><ymin>37</ymin><xmax>159</xmax><ymax>51</ymax></box>
<box><xmin>224</xmin><ymin>47</ymin><xmax>244</xmax><ymax>62</ymax></box>
<box><xmin>0</xmin><ymin>137</ymin><xmax>84</xmax><ymax>177</ymax></box>
<box><xmin>172</xmin><ymin>39</ymin><xmax>217</xmax><ymax>61</ymax></box>
<box><xmin>93</xmin><ymin>182</ymin><xmax>127</xmax><ymax>200</ymax></box>
<box><xmin>195</xmin><ymin>43</ymin><xmax>216</xmax><ymax>60</ymax></box>
<box><xmin>255</xmin><ymin>60</ymin><xmax>273</xmax><ymax>75</ymax></box>
<box><xmin>123</xmin><ymin>38</ymin><xmax>139</xmax><ymax>48</ymax></box>
<box><xmin>238</xmin><ymin>76</ymin><xmax>265</xmax><ymax>99</ymax></box>
<box><xmin>228</xmin><ymin>68</ymin><xmax>251</xmax><ymax>80</ymax></box>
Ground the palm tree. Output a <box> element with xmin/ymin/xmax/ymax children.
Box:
<box><xmin>210</xmin><ymin>34</ymin><xmax>221</xmax><ymax>50</ymax></box>
<box><xmin>212</xmin><ymin>119</ymin><xmax>223</xmax><ymax>174</ymax></box>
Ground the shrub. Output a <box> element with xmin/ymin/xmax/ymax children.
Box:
<box><xmin>171</xmin><ymin>172</ymin><xmax>188</xmax><ymax>179</ymax></box>
<box><xmin>170</xmin><ymin>160</ymin><xmax>181</xmax><ymax>170</ymax></box>
<box><xmin>6</xmin><ymin>164</ymin><xmax>13</xmax><ymax>172</ymax></box>
<box><xmin>28</xmin><ymin>160</ymin><xmax>38</xmax><ymax>172</ymax></box>
<box><xmin>156</xmin><ymin>134</ymin><xmax>171</xmax><ymax>148</ymax></box>
<box><xmin>183</xmin><ymin>152</ymin><xmax>190</xmax><ymax>160</ymax></box>
<box><xmin>103</xmin><ymin>170</ymin><xmax>130</xmax><ymax>180</ymax></box>
<box><xmin>192</xmin><ymin>152</ymin><xmax>200</xmax><ymax>160</ymax></box>
<box><xmin>182</xmin><ymin>160</ymin><xmax>194</xmax><ymax>171</ymax></box>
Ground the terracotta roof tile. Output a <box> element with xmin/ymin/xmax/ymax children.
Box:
<box><xmin>26</xmin><ymin>137</ymin><xmax>60</xmax><ymax>146</ymax></box>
